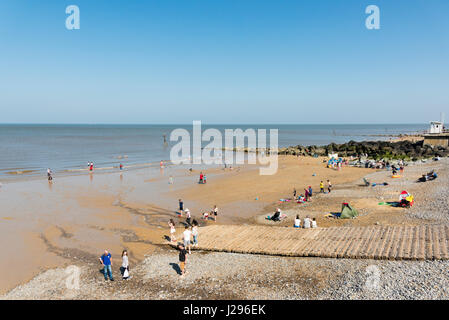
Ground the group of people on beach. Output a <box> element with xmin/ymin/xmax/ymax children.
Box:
<box><xmin>98</xmin><ymin>249</ymin><xmax>130</xmax><ymax>281</ymax></box>
<box><xmin>294</xmin><ymin>215</ymin><xmax>317</xmax><ymax>228</ymax></box>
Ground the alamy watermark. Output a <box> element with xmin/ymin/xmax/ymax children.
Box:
<box><xmin>366</xmin><ymin>5</ymin><xmax>380</xmax><ymax>30</ymax></box>
<box><xmin>66</xmin><ymin>5</ymin><xmax>80</xmax><ymax>30</ymax></box>
<box><xmin>169</xmin><ymin>121</ymin><xmax>279</xmax><ymax>175</ymax></box>
<box><xmin>364</xmin><ymin>265</ymin><xmax>381</xmax><ymax>291</ymax></box>
<box><xmin>65</xmin><ymin>265</ymin><xmax>80</xmax><ymax>290</ymax></box>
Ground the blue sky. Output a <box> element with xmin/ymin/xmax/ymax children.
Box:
<box><xmin>0</xmin><ymin>0</ymin><xmax>448</xmax><ymax>124</ymax></box>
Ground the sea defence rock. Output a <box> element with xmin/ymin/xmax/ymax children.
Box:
<box><xmin>224</xmin><ymin>140</ymin><xmax>449</xmax><ymax>160</ymax></box>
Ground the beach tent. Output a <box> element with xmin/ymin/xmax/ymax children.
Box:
<box><xmin>340</xmin><ymin>203</ymin><xmax>358</xmax><ymax>219</ymax></box>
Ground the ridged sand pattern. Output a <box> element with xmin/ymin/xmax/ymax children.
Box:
<box><xmin>174</xmin><ymin>225</ymin><xmax>449</xmax><ymax>261</ymax></box>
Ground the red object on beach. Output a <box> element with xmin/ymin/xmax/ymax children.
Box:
<box><xmin>89</xmin><ymin>164</ymin><xmax>93</xmax><ymax>171</ymax></box>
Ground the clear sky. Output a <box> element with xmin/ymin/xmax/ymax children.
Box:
<box><xmin>0</xmin><ymin>0</ymin><xmax>448</xmax><ymax>124</ymax></box>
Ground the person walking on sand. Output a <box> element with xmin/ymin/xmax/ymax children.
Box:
<box><xmin>89</xmin><ymin>162</ymin><xmax>94</xmax><ymax>172</ymax></box>
<box><xmin>327</xmin><ymin>180</ymin><xmax>332</xmax><ymax>193</ymax></box>
<box><xmin>192</xmin><ymin>220</ymin><xmax>199</xmax><ymax>247</ymax></box>
<box><xmin>320</xmin><ymin>181</ymin><xmax>324</xmax><ymax>193</ymax></box>
<box><xmin>212</xmin><ymin>205</ymin><xmax>218</xmax><ymax>222</ymax></box>
<box><xmin>293</xmin><ymin>188</ymin><xmax>297</xmax><ymax>199</ymax></box>
<box><xmin>182</xmin><ymin>225</ymin><xmax>192</xmax><ymax>254</ymax></box>
<box><xmin>308</xmin><ymin>186</ymin><xmax>313</xmax><ymax>198</ymax></box>
<box><xmin>199</xmin><ymin>172</ymin><xmax>204</xmax><ymax>184</ymax></box>
<box><xmin>169</xmin><ymin>219</ymin><xmax>176</xmax><ymax>242</ymax></box>
<box><xmin>99</xmin><ymin>250</ymin><xmax>114</xmax><ymax>281</ymax></box>
<box><xmin>178</xmin><ymin>243</ymin><xmax>187</xmax><ymax>276</ymax></box>
<box><xmin>47</xmin><ymin>168</ymin><xmax>53</xmax><ymax>181</ymax></box>
<box><xmin>185</xmin><ymin>208</ymin><xmax>191</xmax><ymax>226</ymax></box>
<box><xmin>120</xmin><ymin>250</ymin><xmax>130</xmax><ymax>280</ymax></box>
<box><xmin>178</xmin><ymin>199</ymin><xmax>184</xmax><ymax>215</ymax></box>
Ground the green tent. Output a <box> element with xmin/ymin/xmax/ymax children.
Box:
<box><xmin>340</xmin><ymin>203</ymin><xmax>358</xmax><ymax>219</ymax></box>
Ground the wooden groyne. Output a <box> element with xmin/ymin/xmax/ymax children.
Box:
<box><xmin>173</xmin><ymin>225</ymin><xmax>449</xmax><ymax>261</ymax></box>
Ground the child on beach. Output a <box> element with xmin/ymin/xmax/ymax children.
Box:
<box><xmin>327</xmin><ymin>180</ymin><xmax>332</xmax><ymax>193</ymax></box>
<box><xmin>183</xmin><ymin>225</ymin><xmax>192</xmax><ymax>254</ymax></box>
<box><xmin>199</xmin><ymin>172</ymin><xmax>204</xmax><ymax>184</ymax></box>
<box><xmin>169</xmin><ymin>175</ymin><xmax>174</xmax><ymax>184</ymax></box>
<box><xmin>311</xmin><ymin>218</ymin><xmax>317</xmax><ymax>228</ymax></box>
<box><xmin>293</xmin><ymin>188</ymin><xmax>297</xmax><ymax>199</ymax></box>
<box><xmin>320</xmin><ymin>181</ymin><xmax>324</xmax><ymax>193</ymax></box>
<box><xmin>178</xmin><ymin>244</ymin><xmax>187</xmax><ymax>276</ymax></box>
<box><xmin>121</xmin><ymin>250</ymin><xmax>130</xmax><ymax>280</ymax></box>
<box><xmin>294</xmin><ymin>215</ymin><xmax>301</xmax><ymax>228</ymax></box>
<box><xmin>308</xmin><ymin>186</ymin><xmax>313</xmax><ymax>197</ymax></box>
<box><xmin>192</xmin><ymin>220</ymin><xmax>199</xmax><ymax>247</ymax></box>
<box><xmin>99</xmin><ymin>250</ymin><xmax>114</xmax><ymax>281</ymax></box>
<box><xmin>169</xmin><ymin>219</ymin><xmax>176</xmax><ymax>242</ymax></box>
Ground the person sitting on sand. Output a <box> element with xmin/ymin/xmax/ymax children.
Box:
<box><xmin>202</xmin><ymin>212</ymin><xmax>209</xmax><ymax>220</ymax></box>
<box><xmin>294</xmin><ymin>215</ymin><xmax>301</xmax><ymax>228</ymax></box>
<box><xmin>303</xmin><ymin>216</ymin><xmax>311</xmax><ymax>229</ymax></box>
<box><xmin>311</xmin><ymin>217</ymin><xmax>317</xmax><ymax>228</ymax></box>
<box><xmin>271</xmin><ymin>208</ymin><xmax>281</xmax><ymax>222</ymax></box>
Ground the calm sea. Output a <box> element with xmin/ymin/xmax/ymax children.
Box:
<box><xmin>0</xmin><ymin>123</ymin><xmax>427</xmax><ymax>180</ymax></box>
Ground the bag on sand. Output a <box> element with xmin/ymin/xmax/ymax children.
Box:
<box><xmin>123</xmin><ymin>268</ymin><xmax>129</xmax><ymax>279</ymax></box>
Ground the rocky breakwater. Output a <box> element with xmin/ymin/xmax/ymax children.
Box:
<box><xmin>241</xmin><ymin>140</ymin><xmax>449</xmax><ymax>160</ymax></box>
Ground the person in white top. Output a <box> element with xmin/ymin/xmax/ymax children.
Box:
<box><xmin>311</xmin><ymin>217</ymin><xmax>317</xmax><ymax>228</ymax></box>
<box><xmin>168</xmin><ymin>219</ymin><xmax>176</xmax><ymax>242</ymax></box>
<box><xmin>183</xmin><ymin>226</ymin><xmax>192</xmax><ymax>254</ymax></box>
<box><xmin>121</xmin><ymin>250</ymin><xmax>129</xmax><ymax>280</ymax></box>
<box><xmin>303</xmin><ymin>216</ymin><xmax>311</xmax><ymax>229</ymax></box>
<box><xmin>185</xmin><ymin>208</ymin><xmax>191</xmax><ymax>225</ymax></box>
<box><xmin>294</xmin><ymin>214</ymin><xmax>301</xmax><ymax>228</ymax></box>
<box><xmin>191</xmin><ymin>220</ymin><xmax>199</xmax><ymax>247</ymax></box>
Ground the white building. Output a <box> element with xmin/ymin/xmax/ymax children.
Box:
<box><xmin>429</xmin><ymin>121</ymin><xmax>443</xmax><ymax>134</ymax></box>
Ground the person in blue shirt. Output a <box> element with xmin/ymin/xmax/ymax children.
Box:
<box><xmin>99</xmin><ymin>250</ymin><xmax>114</xmax><ymax>281</ymax></box>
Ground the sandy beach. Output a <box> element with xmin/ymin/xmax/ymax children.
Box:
<box><xmin>1</xmin><ymin>154</ymin><xmax>448</xmax><ymax>299</ymax></box>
